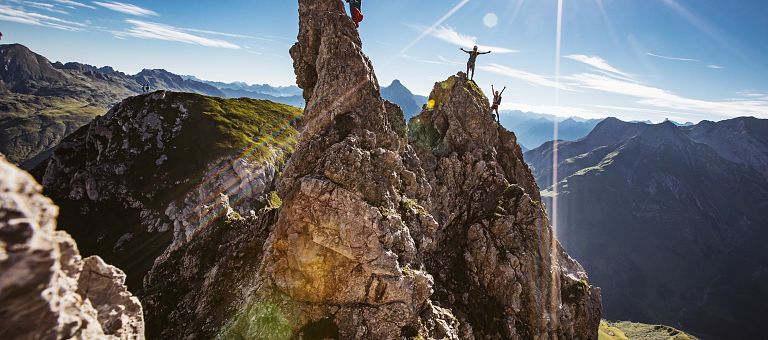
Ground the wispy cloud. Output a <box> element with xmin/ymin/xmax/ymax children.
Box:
<box><xmin>646</xmin><ymin>52</ymin><xmax>699</xmax><ymax>62</ymax></box>
<box><xmin>566</xmin><ymin>72</ymin><xmax>768</xmax><ymax>118</ymax></box>
<box><xmin>0</xmin><ymin>5</ymin><xmax>85</xmax><ymax>31</ymax></box>
<box><xmin>706</xmin><ymin>64</ymin><xmax>724</xmax><ymax>69</ymax></box>
<box><xmin>116</xmin><ymin>19</ymin><xmax>241</xmax><ymax>49</ymax></box>
<box><xmin>589</xmin><ymin>104</ymin><xmax>699</xmax><ymax>119</ymax></box>
<box><xmin>409</xmin><ymin>24</ymin><xmax>517</xmax><ymax>54</ymax></box>
<box><xmin>400</xmin><ymin>54</ymin><xmax>462</xmax><ymax>66</ymax></box>
<box><xmin>181</xmin><ymin>28</ymin><xmax>274</xmax><ymax>41</ymax></box>
<box><xmin>480</xmin><ymin>63</ymin><xmax>571</xmax><ymax>91</ymax></box>
<box><xmin>564</xmin><ymin>54</ymin><xmax>631</xmax><ymax>78</ymax></box>
<box><xmin>93</xmin><ymin>1</ymin><xmax>157</xmax><ymax>16</ymax></box>
<box><xmin>26</xmin><ymin>1</ymin><xmax>69</xmax><ymax>15</ymax></box>
<box><xmin>54</xmin><ymin>0</ymin><xmax>96</xmax><ymax>9</ymax></box>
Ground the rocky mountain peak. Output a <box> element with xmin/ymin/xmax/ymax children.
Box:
<box><xmin>409</xmin><ymin>73</ymin><xmax>540</xmax><ymax>200</ymax></box>
<box><xmin>407</xmin><ymin>71</ymin><xmax>601</xmax><ymax>338</ymax></box>
<box><xmin>0</xmin><ymin>43</ymin><xmax>66</xmax><ymax>92</ymax></box>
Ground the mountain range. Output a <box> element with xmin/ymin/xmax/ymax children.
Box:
<box><xmin>525</xmin><ymin>117</ymin><xmax>768</xmax><ymax>339</ymax></box>
<box><xmin>0</xmin><ymin>43</ymin><xmax>228</xmax><ymax>168</ymax></box>
<box><xmin>183</xmin><ymin>75</ymin><xmax>306</xmax><ymax>107</ymax></box>
<box><xmin>500</xmin><ymin>111</ymin><xmax>603</xmax><ymax>150</ymax></box>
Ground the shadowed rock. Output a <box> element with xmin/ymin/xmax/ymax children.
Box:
<box><xmin>0</xmin><ymin>154</ymin><xmax>144</xmax><ymax>339</ymax></box>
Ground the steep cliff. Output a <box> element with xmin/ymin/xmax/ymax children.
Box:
<box><xmin>525</xmin><ymin>118</ymin><xmax>768</xmax><ymax>339</ymax></box>
<box><xmin>0</xmin><ymin>155</ymin><xmax>144</xmax><ymax>339</ymax></box>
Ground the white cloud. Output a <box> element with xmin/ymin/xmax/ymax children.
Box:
<box><xmin>181</xmin><ymin>28</ymin><xmax>270</xmax><ymax>41</ymax></box>
<box><xmin>706</xmin><ymin>64</ymin><xmax>724</xmax><ymax>69</ymax></box>
<box><xmin>0</xmin><ymin>5</ymin><xmax>85</xmax><ymax>31</ymax></box>
<box><xmin>564</xmin><ymin>54</ymin><xmax>631</xmax><ymax>79</ymax></box>
<box><xmin>54</xmin><ymin>0</ymin><xmax>96</xmax><ymax>9</ymax></box>
<box><xmin>480</xmin><ymin>63</ymin><xmax>571</xmax><ymax>91</ymax></box>
<box><xmin>589</xmin><ymin>104</ymin><xmax>699</xmax><ymax>119</ymax></box>
<box><xmin>646</xmin><ymin>52</ymin><xmax>699</xmax><ymax>62</ymax></box>
<box><xmin>117</xmin><ymin>19</ymin><xmax>241</xmax><ymax>49</ymax></box>
<box><xmin>566</xmin><ymin>72</ymin><xmax>768</xmax><ymax>118</ymax></box>
<box><xmin>26</xmin><ymin>2</ymin><xmax>69</xmax><ymax>15</ymax></box>
<box><xmin>93</xmin><ymin>1</ymin><xmax>156</xmax><ymax>16</ymax></box>
<box><xmin>410</xmin><ymin>24</ymin><xmax>517</xmax><ymax>54</ymax></box>
<box><xmin>400</xmin><ymin>54</ymin><xmax>462</xmax><ymax>66</ymax></box>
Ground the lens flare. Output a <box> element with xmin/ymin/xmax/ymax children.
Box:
<box><xmin>549</xmin><ymin>0</ymin><xmax>565</xmax><ymax>330</ymax></box>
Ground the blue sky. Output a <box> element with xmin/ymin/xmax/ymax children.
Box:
<box><xmin>1</xmin><ymin>0</ymin><xmax>767</xmax><ymax>122</ymax></box>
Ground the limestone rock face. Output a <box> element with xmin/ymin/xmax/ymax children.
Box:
<box><xmin>254</xmin><ymin>0</ymin><xmax>443</xmax><ymax>338</ymax></box>
<box><xmin>409</xmin><ymin>74</ymin><xmax>602</xmax><ymax>339</ymax></box>
<box><xmin>0</xmin><ymin>154</ymin><xmax>144</xmax><ymax>339</ymax></box>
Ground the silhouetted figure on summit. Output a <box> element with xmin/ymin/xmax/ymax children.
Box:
<box><xmin>490</xmin><ymin>85</ymin><xmax>506</xmax><ymax>123</ymax></box>
<box><xmin>461</xmin><ymin>45</ymin><xmax>491</xmax><ymax>80</ymax></box>
<box><xmin>346</xmin><ymin>0</ymin><xmax>363</xmax><ymax>28</ymax></box>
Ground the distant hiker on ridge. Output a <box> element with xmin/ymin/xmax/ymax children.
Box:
<box><xmin>346</xmin><ymin>0</ymin><xmax>364</xmax><ymax>28</ymax></box>
<box><xmin>461</xmin><ymin>45</ymin><xmax>491</xmax><ymax>80</ymax></box>
<box><xmin>490</xmin><ymin>85</ymin><xmax>506</xmax><ymax>123</ymax></box>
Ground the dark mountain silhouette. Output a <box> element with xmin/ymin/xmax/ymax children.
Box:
<box><xmin>381</xmin><ymin>79</ymin><xmax>428</xmax><ymax>120</ymax></box>
<box><xmin>525</xmin><ymin>117</ymin><xmax>768</xmax><ymax>339</ymax></box>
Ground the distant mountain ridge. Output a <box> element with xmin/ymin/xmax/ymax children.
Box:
<box><xmin>0</xmin><ymin>43</ymin><xmax>284</xmax><ymax>166</ymax></box>
<box><xmin>500</xmin><ymin>110</ymin><xmax>603</xmax><ymax>149</ymax></box>
<box><xmin>524</xmin><ymin>116</ymin><xmax>768</xmax><ymax>339</ymax></box>
<box><xmin>182</xmin><ymin>75</ymin><xmax>306</xmax><ymax>107</ymax></box>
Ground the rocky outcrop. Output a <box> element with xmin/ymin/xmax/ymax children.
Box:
<box><xmin>0</xmin><ymin>154</ymin><xmax>144</xmax><ymax>339</ymax></box>
<box><xmin>408</xmin><ymin>73</ymin><xmax>602</xmax><ymax>338</ymax></box>
<box><xmin>34</xmin><ymin>92</ymin><xmax>301</xmax><ymax>290</ymax></box>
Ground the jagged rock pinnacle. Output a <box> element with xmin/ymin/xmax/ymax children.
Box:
<box><xmin>257</xmin><ymin>0</ymin><xmax>439</xmax><ymax>338</ymax></box>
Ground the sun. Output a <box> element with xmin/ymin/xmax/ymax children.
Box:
<box><xmin>483</xmin><ymin>12</ymin><xmax>499</xmax><ymax>28</ymax></box>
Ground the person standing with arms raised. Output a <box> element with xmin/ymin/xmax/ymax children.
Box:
<box><xmin>461</xmin><ymin>46</ymin><xmax>491</xmax><ymax>80</ymax></box>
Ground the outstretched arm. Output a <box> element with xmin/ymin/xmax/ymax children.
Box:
<box><xmin>479</xmin><ymin>50</ymin><xmax>492</xmax><ymax>55</ymax></box>
<box><xmin>500</xmin><ymin>87</ymin><xmax>507</xmax><ymax>95</ymax></box>
<box><xmin>491</xmin><ymin>85</ymin><xmax>495</xmax><ymax>93</ymax></box>
<box><xmin>460</xmin><ymin>48</ymin><xmax>471</xmax><ymax>54</ymax></box>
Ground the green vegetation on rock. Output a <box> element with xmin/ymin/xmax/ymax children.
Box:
<box><xmin>599</xmin><ymin>320</ymin><xmax>697</xmax><ymax>340</ymax></box>
<box><xmin>125</xmin><ymin>93</ymin><xmax>302</xmax><ymax>206</ymax></box>
<box><xmin>217</xmin><ymin>303</ymin><xmax>292</xmax><ymax>340</ymax></box>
